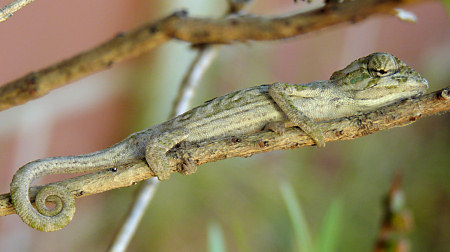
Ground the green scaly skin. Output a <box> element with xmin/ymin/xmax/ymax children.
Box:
<box><xmin>10</xmin><ymin>52</ymin><xmax>428</xmax><ymax>231</ymax></box>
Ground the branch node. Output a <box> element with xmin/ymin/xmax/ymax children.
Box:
<box><xmin>173</xmin><ymin>9</ymin><xmax>189</xmax><ymax>18</ymax></box>
<box><xmin>440</xmin><ymin>88</ymin><xmax>449</xmax><ymax>100</ymax></box>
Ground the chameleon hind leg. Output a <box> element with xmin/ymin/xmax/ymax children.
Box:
<box><xmin>268</xmin><ymin>82</ymin><xmax>326</xmax><ymax>147</ymax></box>
<box><xmin>145</xmin><ymin>127</ymin><xmax>193</xmax><ymax>180</ymax></box>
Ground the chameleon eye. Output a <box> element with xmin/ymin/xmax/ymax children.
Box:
<box><xmin>367</xmin><ymin>53</ymin><xmax>398</xmax><ymax>78</ymax></box>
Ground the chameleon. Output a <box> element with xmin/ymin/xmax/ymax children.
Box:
<box><xmin>10</xmin><ymin>52</ymin><xmax>428</xmax><ymax>232</ymax></box>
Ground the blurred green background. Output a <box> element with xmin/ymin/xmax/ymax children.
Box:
<box><xmin>0</xmin><ymin>0</ymin><xmax>448</xmax><ymax>251</ymax></box>
<box><xmin>112</xmin><ymin>2</ymin><xmax>449</xmax><ymax>251</ymax></box>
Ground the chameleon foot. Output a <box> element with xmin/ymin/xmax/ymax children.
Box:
<box><xmin>178</xmin><ymin>158</ymin><xmax>197</xmax><ymax>175</ymax></box>
<box><xmin>145</xmin><ymin>127</ymin><xmax>190</xmax><ymax>180</ymax></box>
<box><xmin>264</xmin><ymin>121</ymin><xmax>287</xmax><ymax>135</ymax></box>
<box><xmin>264</xmin><ymin>120</ymin><xmax>325</xmax><ymax>147</ymax></box>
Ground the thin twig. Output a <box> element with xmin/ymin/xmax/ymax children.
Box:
<box><xmin>1</xmin><ymin>85</ymin><xmax>448</xmax><ymax>217</ymax></box>
<box><xmin>107</xmin><ymin>178</ymin><xmax>159</xmax><ymax>252</ymax></box>
<box><xmin>107</xmin><ymin>46</ymin><xmax>221</xmax><ymax>252</ymax></box>
<box><xmin>169</xmin><ymin>46</ymin><xmax>221</xmax><ymax>118</ymax></box>
<box><xmin>0</xmin><ymin>0</ymin><xmax>425</xmax><ymax>112</ymax></box>
<box><xmin>107</xmin><ymin>3</ymin><xmax>250</xmax><ymax>250</ymax></box>
<box><xmin>0</xmin><ymin>0</ymin><xmax>35</xmax><ymax>22</ymax></box>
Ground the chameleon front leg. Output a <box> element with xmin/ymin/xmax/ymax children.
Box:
<box><xmin>145</xmin><ymin>127</ymin><xmax>195</xmax><ymax>180</ymax></box>
<box><xmin>268</xmin><ymin>82</ymin><xmax>326</xmax><ymax>147</ymax></box>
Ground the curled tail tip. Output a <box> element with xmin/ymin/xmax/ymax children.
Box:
<box><xmin>11</xmin><ymin>181</ymin><xmax>76</xmax><ymax>232</ymax></box>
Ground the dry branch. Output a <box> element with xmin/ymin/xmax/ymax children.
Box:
<box><xmin>0</xmin><ymin>0</ymin><xmax>424</xmax><ymax>112</ymax></box>
<box><xmin>1</xmin><ymin>85</ymin><xmax>448</xmax><ymax>217</ymax></box>
<box><xmin>0</xmin><ymin>0</ymin><xmax>35</xmax><ymax>22</ymax></box>
<box><xmin>108</xmin><ymin>2</ymin><xmax>249</xmax><ymax>248</ymax></box>
<box><xmin>374</xmin><ymin>172</ymin><xmax>413</xmax><ymax>252</ymax></box>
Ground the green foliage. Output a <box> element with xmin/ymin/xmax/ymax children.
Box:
<box><xmin>203</xmin><ymin>181</ymin><xmax>344</xmax><ymax>252</ymax></box>
<box><xmin>280</xmin><ymin>181</ymin><xmax>343</xmax><ymax>252</ymax></box>
<box><xmin>280</xmin><ymin>181</ymin><xmax>313</xmax><ymax>252</ymax></box>
<box><xmin>443</xmin><ymin>0</ymin><xmax>450</xmax><ymax>16</ymax></box>
<box><xmin>208</xmin><ymin>221</ymin><xmax>227</xmax><ymax>252</ymax></box>
<box><xmin>316</xmin><ymin>200</ymin><xmax>343</xmax><ymax>252</ymax></box>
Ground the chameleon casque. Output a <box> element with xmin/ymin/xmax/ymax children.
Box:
<box><xmin>10</xmin><ymin>52</ymin><xmax>428</xmax><ymax>231</ymax></box>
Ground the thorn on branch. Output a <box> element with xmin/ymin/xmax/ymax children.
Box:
<box><xmin>174</xmin><ymin>9</ymin><xmax>189</xmax><ymax>18</ymax></box>
<box><xmin>24</xmin><ymin>72</ymin><xmax>38</xmax><ymax>95</ymax></box>
<box><xmin>115</xmin><ymin>32</ymin><xmax>126</xmax><ymax>38</ymax></box>
<box><xmin>148</xmin><ymin>25</ymin><xmax>159</xmax><ymax>34</ymax></box>
<box><xmin>439</xmin><ymin>88</ymin><xmax>449</xmax><ymax>100</ymax></box>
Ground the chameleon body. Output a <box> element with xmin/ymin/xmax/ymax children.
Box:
<box><xmin>10</xmin><ymin>53</ymin><xmax>428</xmax><ymax>231</ymax></box>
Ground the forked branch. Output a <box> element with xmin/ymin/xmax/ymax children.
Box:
<box><xmin>0</xmin><ymin>0</ymin><xmax>424</xmax><ymax>111</ymax></box>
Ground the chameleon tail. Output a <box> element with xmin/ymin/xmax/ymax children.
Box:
<box><xmin>10</xmin><ymin>159</ymin><xmax>76</xmax><ymax>231</ymax></box>
<box><xmin>9</xmin><ymin>130</ymin><xmax>149</xmax><ymax>231</ymax></box>
<box><xmin>9</xmin><ymin>143</ymin><xmax>133</xmax><ymax>231</ymax></box>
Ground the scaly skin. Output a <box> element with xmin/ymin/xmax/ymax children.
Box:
<box><xmin>10</xmin><ymin>52</ymin><xmax>428</xmax><ymax>231</ymax></box>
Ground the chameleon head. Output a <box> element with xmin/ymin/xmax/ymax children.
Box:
<box><xmin>330</xmin><ymin>52</ymin><xmax>429</xmax><ymax>107</ymax></box>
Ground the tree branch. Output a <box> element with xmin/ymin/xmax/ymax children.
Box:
<box><xmin>108</xmin><ymin>39</ymin><xmax>221</xmax><ymax>252</ymax></box>
<box><xmin>0</xmin><ymin>0</ymin><xmax>35</xmax><ymax>22</ymax></box>
<box><xmin>1</xmin><ymin>85</ymin><xmax>448</xmax><ymax>217</ymax></box>
<box><xmin>0</xmin><ymin>0</ymin><xmax>424</xmax><ymax>112</ymax></box>
<box><xmin>107</xmin><ymin>2</ymin><xmax>250</xmax><ymax>248</ymax></box>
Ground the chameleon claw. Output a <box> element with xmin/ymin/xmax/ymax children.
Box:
<box><xmin>148</xmin><ymin>161</ymin><xmax>172</xmax><ymax>180</ymax></box>
<box><xmin>310</xmin><ymin>129</ymin><xmax>326</xmax><ymax>147</ymax></box>
<box><xmin>314</xmin><ymin>137</ymin><xmax>326</xmax><ymax>148</ymax></box>
<box><xmin>155</xmin><ymin>172</ymin><xmax>171</xmax><ymax>181</ymax></box>
<box><xmin>264</xmin><ymin>121</ymin><xmax>287</xmax><ymax>135</ymax></box>
<box><xmin>178</xmin><ymin>159</ymin><xmax>197</xmax><ymax>175</ymax></box>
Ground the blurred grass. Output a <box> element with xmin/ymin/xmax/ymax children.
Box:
<box><xmin>280</xmin><ymin>181</ymin><xmax>343</xmax><ymax>252</ymax></box>
<box><xmin>89</xmin><ymin>2</ymin><xmax>449</xmax><ymax>251</ymax></box>
<box><xmin>280</xmin><ymin>181</ymin><xmax>313</xmax><ymax>252</ymax></box>
<box><xmin>316</xmin><ymin>199</ymin><xmax>343</xmax><ymax>252</ymax></box>
<box><xmin>208</xmin><ymin>221</ymin><xmax>227</xmax><ymax>252</ymax></box>
<box><xmin>204</xmin><ymin>182</ymin><xmax>344</xmax><ymax>252</ymax></box>
<box><xmin>97</xmin><ymin>62</ymin><xmax>449</xmax><ymax>252</ymax></box>
<box><xmin>101</xmin><ymin>59</ymin><xmax>449</xmax><ymax>251</ymax></box>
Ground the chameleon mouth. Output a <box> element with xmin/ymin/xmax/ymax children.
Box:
<box><xmin>409</xmin><ymin>77</ymin><xmax>428</xmax><ymax>91</ymax></box>
<box><xmin>393</xmin><ymin>75</ymin><xmax>429</xmax><ymax>91</ymax></box>
<box><xmin>355</xmin><ymin>75</ymin><xmax>428</xmax><ymax>103</ymax></box>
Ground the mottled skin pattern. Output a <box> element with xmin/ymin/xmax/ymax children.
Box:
<box><xmin>10</xmin><ymin>53</ymin><xmax>428</xmax><ymax>231</ymax></box>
